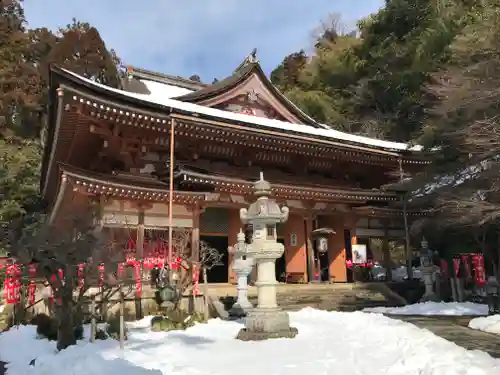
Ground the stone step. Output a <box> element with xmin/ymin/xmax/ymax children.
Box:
<box><xmin>215</xmin><ymin>283</ymin><xmax>404</xmax><ymax>316</ymax></box>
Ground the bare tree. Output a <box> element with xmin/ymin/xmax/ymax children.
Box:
<box><xmin>8</xmin><ymin>210</ymin><xmax>129</xmax><ymax>350</ymax></box>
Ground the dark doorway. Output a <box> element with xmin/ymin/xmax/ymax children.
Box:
<box><xmin>200</xmin><ymin>235</ymin><xmax>229</xmax><ymax>283</ymax></box>
<box><xmin>276</xmin><ymin>238</ymin><xmax>286</xmax><ymax>282</ymax></box>
<box><xmin>344</xmin><ymin>229</ymin><xmax>354</xmax><ymax>282</ymax></box>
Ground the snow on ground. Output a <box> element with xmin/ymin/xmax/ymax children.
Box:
<box><xmin>469</xmin><ymin>314</ymin><xmax>500</xmax><ymax>335</ymax></box>
<box><xmin>1</xmin><ymin>308</ymin><xmax>499</xmax><ymax>375</ymax></box>
<box><xmin>364</xmin><ymin>302</ymin><xmax>489</xmax><ymax>316</ymax></box>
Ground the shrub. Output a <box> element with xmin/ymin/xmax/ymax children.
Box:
<box><xmin>95</xmin><ymin>328</ymin><xmax>107</xmax><ymax>340</ymax></box>
<box><xmin>33</xmin><ymin>313</ymin><xmax>83</xmax><ymax>341</ymax></box>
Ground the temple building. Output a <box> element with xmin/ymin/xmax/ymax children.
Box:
<box><xmin>41</xmin><ymin>52</ymin><xmax>429</xmax><ymax>284</ymax></box>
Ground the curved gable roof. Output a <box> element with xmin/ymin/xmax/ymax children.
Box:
<box><xmin>174</xmin><ymin>57</ymin><xmax>329</xmax><ymax>129</ymax></box>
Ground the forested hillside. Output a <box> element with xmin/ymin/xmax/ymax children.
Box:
<box><xmin>271</xmin><ymin>0</ymin><xmax>480</xmax><ymax>143</ymax></box>
<box><xmin>0</xmin><ymin>0</ymin><xmax>123</xmax><ymax>252</ymax></box>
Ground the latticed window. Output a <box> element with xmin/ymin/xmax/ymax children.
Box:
<box><xmin>200</xmin><ymin>208</ymin><xmax>229</xmax><ymax>234</ymax></box>
<box><xmin>267</xmin><ymin>225</ymin><xmax>275</xmax><ymax>240</ymax></box>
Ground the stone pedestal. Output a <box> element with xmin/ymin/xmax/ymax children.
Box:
<box><xmin>420</xmin><ymin>266</ymin><xmax>438</xmax><ymax>302</ymax></box>
<box><xmin>229</xmin><ymin>258</ymin><xmax>254</xmax><ymax>317</ymax></box>
<box><xmin>236</xmin><ymin>253</ymin><xmax>298</xmax><ymax>340</ymax></box>
<box><xmin>235</xmin><ymin>173</ymin><xmax>298</xmax><ymax>341</ymax></box>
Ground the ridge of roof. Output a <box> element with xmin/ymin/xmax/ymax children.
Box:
<box><xmin>126</xmin><ymin>66</ymin><xmax>207</xmax><ymax>91</ymax></box>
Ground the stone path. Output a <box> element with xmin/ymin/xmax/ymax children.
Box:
<box><xmin>391</xmin><ymin>315</ymin><xmax>500</xmax><ymax>358</ymax></box>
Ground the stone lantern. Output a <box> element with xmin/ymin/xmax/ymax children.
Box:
<box><xmin>419</xmin><ymin>237</ymin><xmax>438</xmax><ymax>302</ymax></box>
<box><xmin>229</xmin><ymin>229</ymin><xmax>254</xmax><ymax>318</ymax></box>
<box><xmin>236</xmin><ymin>173</ymin><xmax>298</xmax><ymax>341</ymax></box>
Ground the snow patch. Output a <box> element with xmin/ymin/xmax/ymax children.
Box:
<box><xmin>364</xmin><ymin>302</ymin><xmax>489</xmax><ymax>316</ymax></box>
<box><xmin>1</xmin><ymin>308</ymin><xmax>499</xmax><ymax>375</ymax></box>
<box><xmin>469</xmin><ymin>314</ymin><xmax>500</xmax><ymax>335</ymax></box>
<box><xmin>140</xmin><ymin>80</ymin><xmax>194</xmax><ymax>98</ymax></box>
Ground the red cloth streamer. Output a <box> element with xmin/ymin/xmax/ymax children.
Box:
<box><xmin>170</xmin><ymin>255</ymin><xmax>182</xmax><ymax>271</ymax></box>
<box><xmin>460</xmin><ymin>255</ymin><xmax>472</xmax><ymax>279</ymax></box>
<box><xmin>157</xmin><ymin>242</ymin><xmax>166</xmax><ymax>268</ymax></box>
<box><xmin>50</xmin><ymin>270</ymin><xmax>63</xmax><ymax>305</ymax></box>
<box><xmin>192</xmin><ymin>264</ymin><xmax>200</xmax><ymax>296</ymax></box>
<box><xmin>471</xmin><ymin>254</ymin><xmax>487</xmax><ymax>287</ymax></box>
<box><xmin>98</xmin><ymin>264</ymin><xmax>105</xmax><ymax>286</ymax></box>
<box><xmin>28</xmin><ymin>264</ymin><xmax>37</xmax><ymax>305</ymax></box>
<box><xmin>439</xmin><ymin>259</ymin><xmax>449</xmax><ymax>277</ymax></box>
<box><xmin>77</xmin><ymin>264</ymin><xmax>85</xmax><ymax>289</ymax></box>
<box><xmin>3</xmin><ymin>264</ymin><xmax>21</xmax><ymax>304</ymax></box>
<box><xmin>452</xmin><ymin>258</ymin><xmax>461</xmax><ymax>277</ymax></box>
<box><xmin>117</xmin><ymin>263</ymin><xmax>125</xmax><ymax>279</ymax></box>
<box><xmin>134</xmin><ymin>261</ymin><xmax>142</xmax><ymax>297</ymax></box>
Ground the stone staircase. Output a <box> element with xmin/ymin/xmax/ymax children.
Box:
<box><xmin>209</xmin><ymin>283</ymin><xmax>406</xmax><ymax>314</ymax></box>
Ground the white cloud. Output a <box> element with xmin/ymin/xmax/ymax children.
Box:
<box><xmin>23</xmin><ymin>0</ymin><xmax>383</xmax><ymax>80</ymax></box>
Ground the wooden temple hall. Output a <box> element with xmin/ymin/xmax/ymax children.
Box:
<box><xmin>41</xmin><ymin>51</ymin><xmax>429</xmax><ymax>284</ymax></box>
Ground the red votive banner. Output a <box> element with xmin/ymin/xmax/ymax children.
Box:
<box><xmin>3</xmin><ymin>264</ymin><xmax>21</xmax><ymax>304</ymax></box>
<box><xmin>134</xmin><ymin>261</ymin><xmax>142</xmax><ymax>297</ymax></box>
<box><xmin>439</xmin><ymin>259</ymin><xmax>449</xmax><ymax>277</ymax></box>
<box><xmin>452</xmin><ymin>258</ymin><xmax>461</xmax><ymax>277</ymax></box>
<box><xmin>77</xmin><ymin>264</ymin><xmax>85</xmax><ymax>289</ymax></box>
<box><xmin>461</xmin><ymin>255</ymin><xmax>472</xmax><ymax>279</ymax></box>
<box><xmin>471</xmin><ymin>254</ymin><xmax>486</xmax><ymax>287</ymax></box>
<box><xmin>192</xmin><ymin>264</ymin><xmax>200</xmax><ymax>296</ymax></box>
<box><xmin>98</xmin><ymin>264</ymin><xmax>105</xmax><ymax>286</ymax></box>
<box><xmin>50</xmin><ymin>269</ymin><xmax>63</xmax><ymax>305</ymax></box>
<box><xmin>117</xmin><ymin>263</ymin><xmax>125</xmax><ymax>279</ymax></box>
<box><xmin>28</xmin><ymin>264</ymin><xmax>37</xmax><ymax>305</ymax></box>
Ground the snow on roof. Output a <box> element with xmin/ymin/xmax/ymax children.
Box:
<box><xmin>139</xmin><ymin>79</ymin><xmax>194</xmax><ymax>98</ymax></box>
<box><xmin>60</xmin><ymin>68</ymin><xmax>422</xmax><ymax>152</ymax></box>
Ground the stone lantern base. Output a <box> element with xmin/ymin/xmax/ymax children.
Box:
<box><xmin>236</xmin><ymin>308</ymin><xmax>298</xmax><ymax>341</ymax></box>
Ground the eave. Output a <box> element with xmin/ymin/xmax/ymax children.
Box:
<box><xmin>352</xmin><ymin>205</ymin><xmax>433</xmax><ymax>218</ymax></box>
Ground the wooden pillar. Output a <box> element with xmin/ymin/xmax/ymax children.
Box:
<box><xmin>135</xmin><ymin>209</ymin><xmax>145</xmax><ymax>319</ymax></box>
<box><xmin>304</xmin><ymin>214</ymin><xmax>314</xmax><ymax>283</ymax></box>
<box><xmin>228</xmin><ymin>209</ymin><xmax>240</xmax><ymax>284</ymax></box>
<box><xmin>382</xmin><ymin>220</ymin><xmax>392</xmax><ymax>281</ymax></box>
<box><xmin>191</xmin><ymin>204</ymin><xmax>200</xmax><ymax>262</ymax></box>
<box><xmin>325</xmin><ymin>215</ymin><xmax>347</xmax><ymax>282</ymax></box>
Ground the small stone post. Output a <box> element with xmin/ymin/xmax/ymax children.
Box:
<box><xmin>236</xmin><ymin>172</ymin><xmax>298</xmax><ymax>341</ymax></box>
<box><xmin>486</xmin><ymin>276</ymin><xmax>499</xmax><ymax>315</ymax></box>
<box><xmin>229</xmin><ymin>230</ymin><xmax>254</xmax><ymax>318</ymax></box>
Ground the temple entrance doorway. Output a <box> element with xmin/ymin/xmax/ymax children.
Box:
<box><xmin>276</xmin><ymin>238</ymin><xmax>286</xmax><ymax>282</ymax></box>
<box><xmin>318</xmin><ymin>250</ymin><xmax>329</xmax><ymax>282</ymax></box>
<box><xmin>200</xmin><ymin>235</ymin><xmax>229</xmax><ymax>283</ymax></box>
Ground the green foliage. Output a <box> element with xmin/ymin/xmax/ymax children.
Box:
<box><xmin>150</xmin><ymin>309</ymin><xmax>204</xmax><ymax>332</ymax></box>
<box><xmin>270</xmin><ymin>1</ymin><xmax>477</xmax><ymax>141</ymax></box>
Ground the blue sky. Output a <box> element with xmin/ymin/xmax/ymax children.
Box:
<box><xmin>24</xmin><ymin>0</ymin><xmax>383</xmax><ymax>81</ymax></box>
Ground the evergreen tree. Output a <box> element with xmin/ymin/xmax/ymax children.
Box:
<box><xmin>0</xmin><ymin>0</ymin><xmax>41</xmax><ymax>138</ymax></box>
